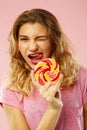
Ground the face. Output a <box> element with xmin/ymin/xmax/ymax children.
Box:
<box><xmin>18</xmin><ymin>22</ymin><xmax>52</xmax><ymax>69</ymax></box>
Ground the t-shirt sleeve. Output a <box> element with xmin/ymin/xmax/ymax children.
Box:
<box><xmin>0</xmin><ymin>85</ymin><xmax>23</xmax><ymax>110</ymax></box>
<box><xmin>80</xmin><ymin>67</ymin><xmax>87</xmax><ymax>105</ymax></box>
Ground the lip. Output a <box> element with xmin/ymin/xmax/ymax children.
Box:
<box><xmin>28</xmin><ymin>52</ymin><xmax>42</xmax><ymax>57</ymax></box>
<box><xmin>28</xmin><ymin>52</ymin><xmax>43</xmax><ymax>65</ymax></box>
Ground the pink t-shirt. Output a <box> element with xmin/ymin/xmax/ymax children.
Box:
<box><xmin>0</xmin><ymin>67</ymin><xmax>87</xmax><ymax>130</ymax></box>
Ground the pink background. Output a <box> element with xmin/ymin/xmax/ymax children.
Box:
<box><xmin>0</xmin><ymin>0</ymin><xmax>87</xmax><ymax>129</ymax></box>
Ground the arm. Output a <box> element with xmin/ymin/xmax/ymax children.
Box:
<box><xmin>83</xmin><ymin>103</ymin><xmax>87</xmax><ymax>130</ymax></box>
<box><xmin>3</xmin><ymin>100</ymin><xmax>62</xmax><ymax>130</ymax></box>
<box><xmin>3</xmin><ymin>104</ymin><xmax>30</xmax><ymax>130</ymax></box>
<box><xmin>31</xmin><ymin>72</ymin><xmax>63</xmax><ymax>130</ymax></box>
<box><xmin>36</xmin><ymin>104</ymin><xmax>62</xmax><ymax>130</ymax></box>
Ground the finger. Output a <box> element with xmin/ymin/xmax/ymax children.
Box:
<box><xmin>39</xmin><ymin>81</ymin><xmax>54</xmax><ymax>95</ymax></box>
<box><xmin>39</xmin><ymin>82</ymin><xmax>52</xmax><ymax>96</ymax></box>
<box><xmin>59</xmin><ymin>74</ymin><xmax>63</xmax><ymax>83</ymax></box>
<box><xmin>44</xmin><ymin>90</ymin><xmax>62</xmax><ymax>107</ymax></box>
<box><xmin>42</xmin><ymin>81</ymin><xmax>52</xmax><ymax>91</ymax></box>
<box><xmin>46</xmin><ymin>81</ymin><xmax>62</xmax><ymax>98</ymax></box>
<box><xmin>41</xmin><ymin>85</ymin><xmax>57</xmax><ymax>99</ymax></box>
<box><xmin>55</xmin><ymin>74</ymin><xmax>63</xmax><ymax>89</ymax></box>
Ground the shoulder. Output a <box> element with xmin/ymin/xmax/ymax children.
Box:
<box><xmin>77</xmin><ymin>66</ymin><xmax>87</xmax><ymax>104</ymax></box>
<box><xmin>79</xmin><ymin>66</ymin><xmax>87</xmax><ymax>73</ymax></box>
<box><xmin>77</xmin><ymin>66</ymin><xmax>87</xmax><ymax>80</ymax></box>
<box><xmin>3</xmin><ymin>103</ymin><xmax>30</xmax><ymax>130</ymax></box>
<box><xmin>0</xmin><ymin>84</ymin><xmax>23</xmax><ymax>110</ymax></box>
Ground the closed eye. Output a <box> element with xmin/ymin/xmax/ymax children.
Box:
<box><xmin>36</xmin><ymin>36</ymin><xmax>49</xmax><ymax>42</ymax></box>
<box><xmin>18</xmin><ymin>36</ymin><xmax>29</xmax><ymax>41</ymax></box>
<box><xmin>20</xmin><ymin>38</ymin><xmax>28</xmax><ymax>41</ymax></box>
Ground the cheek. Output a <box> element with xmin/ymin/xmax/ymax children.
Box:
<box><xmin>45</xmin><ymin>43</ymin><xmax>52</xmax><ymax>54</ymax></box>
<box><xmin>41</xmin><ymin>41</ymin><xmax>52</xmax><ymax>52</ymax></box>
<box><xmin>42</xmin><ymin>46</ymin><xmax>52</xmax><ymax>58</ymax></box>
<box><xmin>47</xmin><ymin>48</ymin><xmax>52</xmax><ymax>56</ymax></box>
<box><xmin>19</xmin><ymin>44</ymin><xmax>25</xmax><ymax>56</ymax></box>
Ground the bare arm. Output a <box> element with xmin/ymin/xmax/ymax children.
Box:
<box><xmin>3</xmin><ymin>101</ymin><xmax>62</xmax><ymax>130</ymax></box>
<box><xmin>83</xmin><ymin>103</ymin><xmax>87</xmax><ymax>130</ymax></box>
<box><xmin>36</xmin><ymin>105</ymin><xmax>62</xmax><ymax>130</ymax></box>
<box><xmin>3</xmin><ymin>104</ymin><xmax>30</xmax><ymax>130</ymax></box>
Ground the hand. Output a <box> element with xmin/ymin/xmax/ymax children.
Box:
<box><xmin>30</xmin><ymin>70</ymin><xmax>63</xmax><ymax>110</ymax></box>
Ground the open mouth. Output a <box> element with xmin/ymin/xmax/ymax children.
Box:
<box><xmin>28</xmin><ymin>52</ymin><xmax>43</xmax><ymax>65</ymax></box>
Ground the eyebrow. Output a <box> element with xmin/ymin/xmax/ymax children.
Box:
<box><xmin>35</xmin><ymin>35</ymin><xmax>48</xmax><ymax>39</ymax></box>
<box><xmin>18</xmin><ymin>35</ymin><xmax>28</xmax><ymax>38</ymax></box>
<box><xmin>18</xmin><ymin>35</ymin><xmax>49</xmax><ymax>39</ymax></box>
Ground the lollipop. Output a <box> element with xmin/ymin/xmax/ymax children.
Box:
<box><xmin>34</xmin><ymin>58</ymin><xmax>60</xmax><ymax>85</ymax></box>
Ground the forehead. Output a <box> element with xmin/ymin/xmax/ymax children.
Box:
<box><xmin>19</xmin><ymin>22</ymin><xmax>48</xmax><ymax>35</ymax></box>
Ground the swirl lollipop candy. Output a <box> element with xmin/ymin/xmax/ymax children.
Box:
<box><xmin>34</xmin><ymin>58</ymin><xmax>60</xmax><ymax>85</ymax></box>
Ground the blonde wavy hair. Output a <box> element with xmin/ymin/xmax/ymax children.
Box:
<box><xmin>7</xmin><ymin>8</ymin><xmax>80</xmax><ymax>95</ymax></box>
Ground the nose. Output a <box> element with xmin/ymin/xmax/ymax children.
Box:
<box><xmin>28</xmin><ymin>40</ymin><xmax>38</xmax><ymax>51</ymax></box>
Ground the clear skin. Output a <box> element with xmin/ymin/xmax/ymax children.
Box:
<box><xmin>3</xmin><ymin>22</ymin><xmax>63</xmax><ymax>130</ymax></box>
<box><xmin>18</xmin><ymin>22</ymin><xmax>52</xmax><ymax>69</ymax></box>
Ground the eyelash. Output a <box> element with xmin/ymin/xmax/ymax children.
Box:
<box><xmin>37</xmin><ymin>38</ymin><xmax>48</xmax><ymax>41</ymax></box>
<box><xmin>20</xmin><ymin>38</ymin><xmax>28</xmax><ymax>41</ymax></box>
<box><xmin>19</xmin><ymin>37</ymin><xmax>48</xmax><ymax>42</ymax></box>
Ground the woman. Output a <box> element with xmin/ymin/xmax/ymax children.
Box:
<box><xmin>0</xmin><ymin>8</ymin><xmax>87</xmax><ymax>130</ymax></box>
